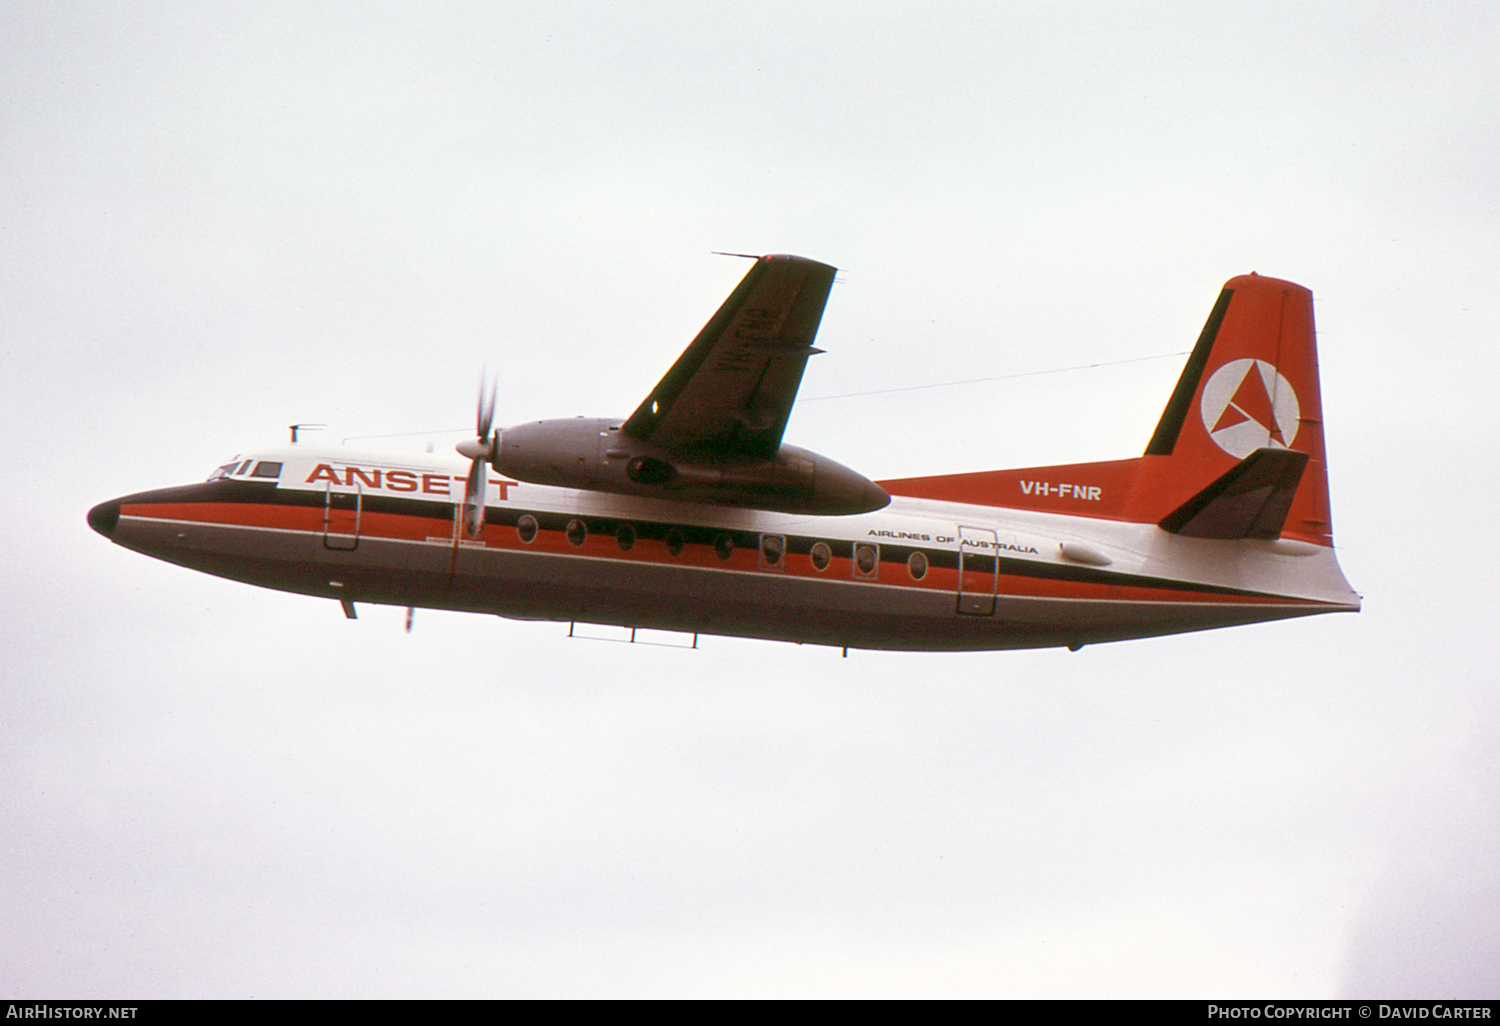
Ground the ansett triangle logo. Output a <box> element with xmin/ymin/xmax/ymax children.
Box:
<box><xmin>1198</xmin><ymin>359</ymin><xmax>1300</xmax><ymax>459</ymax></box>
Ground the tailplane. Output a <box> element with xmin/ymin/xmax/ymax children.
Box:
<box><xmin>1156</xmin><ymin>447</ymin><xmax>1308</xmax><ymax>540</ymax></box>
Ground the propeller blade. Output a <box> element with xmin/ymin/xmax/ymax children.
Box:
<box><xmin>463</xmin><ymin>456</ymin><xmax>487</xmax><ymax>538</ymax></box>
<box><xmin>458</xmin><ymin>369</ymin><xmax>497</xmax><ymax>538</ymax></box>
<box><xmin>477</xmin><ymin>373</ymin><xmax>496</xmax><ymax>442</ymax></box>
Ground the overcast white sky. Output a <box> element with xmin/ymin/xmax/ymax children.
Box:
<box><xmin>3</xmin><ymin>0</ymin><xmax>1498</xmax><ymax>998</ymax></box>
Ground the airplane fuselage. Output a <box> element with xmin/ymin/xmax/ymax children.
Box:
<box><xmin>88</xmin><ymin>259</ymin><xmax>1360</xmax><ymax>650</ymax></box>
<box><xmin>88</xmin><ymin>446</ymin><xmax>1359</xmax><ymax>652</ymax></box>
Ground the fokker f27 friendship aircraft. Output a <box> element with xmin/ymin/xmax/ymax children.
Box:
<box><xmin>89</xmin><ymin>255</ymin><xmax>1359</xmax><ymax>651</ymax></box>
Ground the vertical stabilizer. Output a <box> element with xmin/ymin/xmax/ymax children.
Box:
<box><xmin>878</xmin><ymin>274</ymin><xmax>1338</xmax><ymax>547</ymax></box>
<box><xmin>1131</xmin><ymin>275</ymin><xmax>1333</xmax><ymax>545</ymax></box>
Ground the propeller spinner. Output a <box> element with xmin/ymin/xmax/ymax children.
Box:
<box><xmin>455</xmin><ymin>375</ymin><xmax>497</xmax><ymax>537</ymax></box>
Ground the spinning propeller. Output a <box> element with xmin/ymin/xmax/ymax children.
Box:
<box><xmin>455</xmin><ymin>374</ymin><xmax>498</xmax><ymax>538</ymax></box>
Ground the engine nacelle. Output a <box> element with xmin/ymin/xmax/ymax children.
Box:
<box><xmin>493</xmin><ymin>417</ymin><xmax>889</xmax><ymax>515</ymax></box>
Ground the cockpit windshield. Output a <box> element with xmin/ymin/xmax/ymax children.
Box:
<box><xmin>207</xmin><ymin>458</ymin><xmax>282</xmax><ymax>482</ymax></box>
<box><xmin>208</xmin><ymin>458</ymin><xmax>242</xmax><ymax>481</ymax></box>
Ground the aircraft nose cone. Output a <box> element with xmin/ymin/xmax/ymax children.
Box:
<box><xmin>88</xmin><ymin>499</ymin><xmax>121</xmax><ymax>539</ymax></box>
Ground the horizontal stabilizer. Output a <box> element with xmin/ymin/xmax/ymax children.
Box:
<box><xmin>1158</xmin><ymin>447</ymin><xmax>1308</xmax><ymax>540</ymax></box>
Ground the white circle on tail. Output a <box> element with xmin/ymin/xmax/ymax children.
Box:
<box><xmin>1198</xmin><ymin>358</ymin><xmax>1300</xmax><ymax>459</ymax></box>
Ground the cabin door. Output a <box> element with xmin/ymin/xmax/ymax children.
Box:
<box><xmin>956</xmin><ymin>525</ymin><xmax>997</xmax><ymax>615</ymax></box>
<box><xmin>323</xmin><ymin>482</ymin><xmax>362</xmax><ymax>551</ymax></box>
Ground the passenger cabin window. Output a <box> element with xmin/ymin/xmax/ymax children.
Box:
<box><xmin>907</xmin><ymin>551</ymin><xmax>929</xmax><ymax>581</ymax></box>
<box><xmin>759</xmin><ymin>534</ymin><xmax>784</xmax><ymax>569</ymax></box>
<box><xmin>809</xmin><ymin>542</ymin><xmax>832</xmax><ymax>571</ymax></box>
<box><xmin>714</xmin><ymin>534</ymin><xmax>734</xmax><ymax>561</ymax></box>
<box><xmin>517</xmin><ymin>515</ymin><xmax>538</xmax><ymax>543</ymax></box>
<box><xmin>854</xmin><ymin>542</ymin><xmax>879</xmax><ymax>578</ymax></box>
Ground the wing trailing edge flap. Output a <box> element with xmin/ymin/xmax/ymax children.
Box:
<box><xmin>1158</xmin><ymin>447</ymin><xmax>1309</xmax><ymax>540</ymax></box>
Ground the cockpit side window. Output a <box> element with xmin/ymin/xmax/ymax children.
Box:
<box><xmin>235</xmin><ymin>460</ymin><xmax>254</xmax><ymax>475</ymax></box>
<box><xmin>250</xmin><ymin>461</ymin><xmax>283</xmax><ymax>479</ymax></box>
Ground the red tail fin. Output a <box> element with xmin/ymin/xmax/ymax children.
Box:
<box><xmin>1131</xmin><ymin>274</ymin><xmax>1333</xmax><ymax>544</ymax></box>
<box><xmin>880</xmin><ymin>274</ymin><xmax>1336</xmax><ymax>546</ymax></box>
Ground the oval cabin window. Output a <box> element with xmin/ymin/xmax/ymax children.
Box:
<box><xmin>760</xmin><ymin>534</ymin><xmax>784</xmax><ymax>568</ymax></box>
<box><xmin>810</xmin><ymin>542</ymin><xmax>832</xmax><ymax>571</ymax></box>
<box><xmin>517</xmin><ymin>515</ymin><xmax>538</xmax><ymax>544</ymax></box>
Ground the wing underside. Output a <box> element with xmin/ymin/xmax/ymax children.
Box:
<box><xmin>621</xmin><ymin>254</ymin><xmax>838</xmax><ymax>460</ymax></box>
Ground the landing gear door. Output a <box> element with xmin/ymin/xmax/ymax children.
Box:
<box><xmin>957</xmin><ymin>525</ymin><xmax>997</xmax><ymax>616</ymax></box>
<box><xmin>324</xmin><ymin>482</ymin><xmax>361</xmax><ymax>551</ymax></box>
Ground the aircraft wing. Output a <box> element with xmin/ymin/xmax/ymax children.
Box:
<box><xmin>621</xmin><ymin>254</ymin><xmax>837</xmax><ymax>460</ymax></box>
